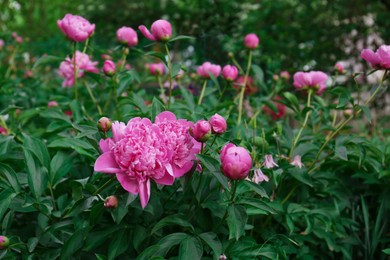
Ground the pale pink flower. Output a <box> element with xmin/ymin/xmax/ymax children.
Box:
<box><xmin>250</xmin><ymin>168</ymin><xmax>269</xmax><ymax>183</ymax></box>
<box><xmin>244</xmin><ymin>33</ymin><xmax>260</xmax><ymax>49</ymax></box>
<box><xmin>0</xmin><ymin>236</ymin><xmax>9</xmax><ymax>249</ymax></box>
<box><xmin>293</xmin><ymin>71</ymin><xmax>328</xmax><ymax>95</ymax></box>
<box><xmin>273</xmin><ymin>74</ymin><xmax>279</xmax><ymax>81</ymax></box>
<box><xmin>57</xmin><ymin>14</ymin><xmax>95</xmax><ymax>42</ymax></box>
<box><xmin>139</xmin><ymin>19</ymin><xmax>172</xmax><ymax>42</ymax></box>
<box><xmin>361</xmin><ymin>45</ymin><xmax>390</xmax><ymax>69</ymax></box>
<box><xmin>334</xmin><ymin>62</ymin><xmax>345</xmax><ymax>74</ymax></box>
<box><xmin>116</xmin><ymin>26</ymin><xmax>138</xmax><ymax>47</ymax></box>
<box><xmin>197</xmin><ymin>62</ymin><xmax>221</xmax><ymax>78</ymax></box>
<box><xmin>290</xmin><ymin>155</ymin><xmax>304</xmax><ymax>168</ymax></box>
<box><xmin>220</xmin><ymin>143</ymin><xmax>252</xmax><ymax>180</ymax></box>
<box><xmin>263</xmin><ymin>154</ymin><xmax>278</xmax><ymax>169</ymax></box>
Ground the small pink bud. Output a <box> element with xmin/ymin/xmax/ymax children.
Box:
<box><xmin>220</xmin><ymin>143</ymin><xmax>252</xmax><ymax>180</ymax></box>
<box><xmin>98</xmin><ymin>117</ymin><xmax>112</xmax><ymax>133</ymax></box>
<box><xmin>263</xmin><ymin>154</ymin><xmax>278</xmax><ymax>169</ymax></box>
<box><xmin>104</xmin><ymin>196</ymin><xmax>118</xmax><ymax>208</ymax></box>
<box><xmin>101</xmin><ymin>54</ymin><xmax>113</xmax><ymax>60</ymax></box>
<box><xmin>244</xmin><ymin>33</ymin><xmax>259</xmax><ymax>49</ymax></box>
<box><xmin>190</xmin><ymin>120</ymin><xmax>212</xmax><ymax>142</ymax></box>
<box><xmin>219</xmin><ymin>254</ymin><xmax>227</xmax><ymax>260</ymax></box>
<box><xmin>147</xmin><ymin>63</ymin><xmax>165</xmax><ymax>76</ymax></box>
<box><xmin>273</xmin><ymin>74</ymin><xmax>279</xmax><ymax>81</ymax></box>
<box><xmin>209</xmin><ymin>113</ymin><xmax>227</xmax><ymax>134</ymax></box>
<box><xmin>116</xmin><ymin>26</ymin><xmax>138</xmax><ymax>47</ymax></box>
<box><xmin>139</xmin><ymin>19</ymin><xmax>172</xmax><ymax>42</ymax></box>
<box><xmin>0</xmin><ymin>236</ymin><xmax>10</xmax><ymax>250</ymax></box>
<box><xmin>48</xmin><ymin>101</ymin><xmax>59</xmax><ymax>107</ymax></box>
<box><xmin>57</xmin><ymin>14</ymin><xmax>95</xmax><ymax>42</ymax></box>
<box><xmin>222</xmin><ymin>65</ymin><xmax>238</xmax><ymax>81</ymax></box>
<box><xmin>280</xmin><ymin>71</ymin><xmax>290</xmax><ymax>80</ymax></box>
<box><xmin>334</xmin><ymin>62</ymin><xmax>345</xmax><ymax>74</ymax></box>
<box><xmin>0</xmin><ymin>127</ymin><xmax>8</xmax><ymax>136</ymax></box>
<box><xmin>103</xmin><ymin>60</ymin><xmax>116</xmax><ymax>76</ymax></box>
<box><xmin>24</xmin><ymin>70</ymin><xmax>33</xmax><ymax>78</ymax></box>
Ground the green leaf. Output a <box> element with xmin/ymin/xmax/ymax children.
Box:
<box><xmin>196</xmin><ymin>154</ymin><xmax>229</xmax><ymax>190</ymax></box>
<box><xmin>48</xmin><ymin>138</ymin><xmax>97</xmax><ymax>158</ymax></box>
<box><xmin>145</xmin><ymin>51</ymin><xmax>167</xmax><ymax>65</ymax></box>
<box><xmin>0</xmin><ymin>189</ymin><xmax>16</xmax><ymax>221</ymax></box>
<box><xmin>227</xmin><ymin>205</ymin><xmax>247</xmax><ymax>240</ymax></box>
<box><xmin>199</xmin><ymin>232</ymin><xmax>222</xmax><ymax>257</ymax></box>
<box><xmin>32</xmin><ymin>55</ymin><xmax>62</xmax><ymax>70</ymax></box>
<box><xmin>242</xmin><ymin>180</ymin><xmax>269</xmax><ymax>198</ymax></box>
<box><xmin>151</xmin><ymin>214</ymin><xmax>194</xmax><ymax>234</ymax></box>
<box><xmin>252</xmin><ymin>65</ymin><xmax>264</xmax><ymax>84</ymax></box>
<box><xmin>360</xmin><ymin>105</ymin><xmax>372</xmax><ymax>123</ymax></box>
<box><xmin>150</xmin><ymin>97</ymin><xmax>165</xmax><ymax>120</ymax></box>
<box><xmin>128</xmin><ymin>92</ymin><xmax>148</xmax><ymax>114</ymax></box>
<box><xmin>168</xmin><ymin>35</ymin><xmax>195</xmax><ymax>43</ymax></box>
<box><xmin>383</xmin><ymin>248</ymin><xmax>390</xmax><ymax>255</ymax></box>
<box><xmin>179</xmin><ymin>85</ymin><xmax>195</xmax><ymax>112</ymax></box>
<box><xmin>0</xmin><ymin>163</ymin><xmax>21</xmax><ymax>192</ymax></box>
<box><xmin>23</xmin><ymin>133</ymin><xmax>50</xmax><ymax>169</ymax></box>
<box><xmin>335</xmin><ymin>145</ymin><xmax>348</xmax><ymax>161</ymax></box>
<box><xmin>59</xmin><ymin>227</ymin><xmax>88</xmax><ymax>260</ymax></box>
<box><xmin>24</xmin><ymin>149</ymin><xmax>48</xmax><ymax>199</ymax></box>
<box><xmin>179</xmin><ymin>236</ymin><xmax>203</xmax><ymax>260</ymax></box>
<box><xmin>282</xmin><ymin>92</ymin><xmax>300</xmax><ymax>112</ymax></box>
<box><xmin>69</xmin><ymin>100</ymin><xmax>83</xmax><ymax>123</ymax></box>
<box><xmin>108</xmin><ymin>229</ymin><xmax>129</xmax><ymax>260</ymax></box>
<box><xmin>49</xmin><ymin>151</ymin><xmax>73</xmax><ymax>186</ymax></box>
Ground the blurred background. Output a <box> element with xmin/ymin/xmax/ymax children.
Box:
<box><xmin>1</xmin><ymin>0</ymin><xmax>390</xmax><ymax>74</ymax></box>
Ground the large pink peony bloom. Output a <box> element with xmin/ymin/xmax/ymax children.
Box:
<box><xmin>361</xmin><ymin>45</ymin><xmax>390</xmax><ymax>69</ymax></box>
<box><xmin>293</xmin><ymin>71</ymin><xmax>328</xmax><ymax>95</ymax></box>
<box><xmin>58</xmin><ymin>51</ymin><xmax>98</xmax><ymax>87</ymax></box>
<box><xmin>57</xmin><ymin>14</ymin><xmax>95</xmax><ymax>42</ymax></box>
<box><xmin>94</xmin><ymin>112</ymin><xmax>200</xmax><ymax>208</ymax></box>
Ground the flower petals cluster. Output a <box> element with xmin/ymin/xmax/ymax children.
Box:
<box><xmin>361</xmin><ymin>45</ymin><xmax>390</xmax><ymax>69</ymax></box>
<box><xmin>58</xmin><ymin>51</ymin><xmax>98</xmax><ymax>87</ymax></box>
<box><xmin>293</xmin><ymin>71</ymin><xmax>328</xmax><ymax>95</ymax></box>
<box><xmin>57</xmin><ymin>14</ymin><xmax>95</xmax><ymax>42</ymax></box>
<box><xmin>94</xmin><ymin>112</ymin><xmax>200</xmax><ymax>208</ymax></box>
<box><xmin>197</xmin><ymin>62</ymin><xmax>221</xmax><ymax>78</ymax></box>
<box><xmin>116</xmin><ymin>26</ymin><xmax>138</xmax><ymax>47</ymax></box>
<box><xmin>139</xmin><ymin>20</ymin><xmax>172</xmax><ymax>42</ymax></box>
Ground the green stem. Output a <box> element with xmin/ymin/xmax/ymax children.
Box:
<box><xmin>237</xmin><ymin>50</ymin><xmax>253</xmax><ymax>125</ymax></box>
<box><xmin>73</xmin><ymin>41</ymin><xmax>78</xmax><ymax>100</ymax></box>
<box><xmin>84</xmin><ymin>80</ymin><xmax>103</xmax><ymax>115</ymax></box>
<box><xmin>157</xmin><ymin>75</ymin><xmax>167</xmax><ymax>104</ymax></box>
<box><xmin>289</xmin><ymin>89</ymin><xmax>313</xmax><ymax>157</ymax></box>
<box><xmin>93</xmin><ymin>176</ymin><xmax>116</xmax><ymax>196</ymax></box>
<box><xmin>198</xmin><ymin>80</ymin><xmax>207</xmax><ymax>105</ymax></box>
<box><xmin>165</xmin><ymin>44</ymin><xmax>173</xmax><ymax>109</ymax></box>
<box><xmin>312</xmin><ymin>69</ymin><xmax>388</xmax><ymax>166</ymax></box>
<box><xmin>119</xmin><ymin>47</ymin><xmax>129</xmax><ymax>72</ymax></box>
<box><xmin>82</xmin><ymin>37</ymin><xmax>90</xmax><ymax>53</ymax></box>
<box><xmin>232</xmin><ymin>56</ymin><xmax>244</xmax><ymax>74</ymax></box>
<box><xmin>281</xmin><ymin>185</ymin><xmax>297</xmax><ymax>205</ymax></box>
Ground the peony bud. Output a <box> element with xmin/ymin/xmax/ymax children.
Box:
<box><xmin>334</xmin><ymin>62</ymin><xmax>345</xmax><ymax>74</ymax></box>
<box><xmin>220</xmin><ymin>143</ymin><xmax>252</xmax><ymax>180</ymax></box>
<box><xmin>116</xmin><ymin>26</ymin><xmax>138</xmax><ymax>47</ymax></box>
<box><xmin>190</xmin><ymin>120</ymin><xmax>212</xmax><ymax>142</ymax></box>
<box><xmin>147</xmin><ymin>63</ymin><xmax>165</xmax><ymax>76</ymax></box>
<box><xmin>104</xmin><ymin>196</ymin><xmax>118</xmax><ymax>208</ymax></box>
<box><xmin>139</xmin><ymin>19</ymin><xmax>172</xmax><ymax>42</ymax></box>
<box><xmin>272</xmin><ymin>74</ymin><xmax>279</xmax><ymax>81</ymax></box>
<box><xmin>57</xmin><ymin>14</ymin><xmax>95</xmax><ymax>42</ymax></box>
<box><xmin>244</xmin><ymin>33</ymin><xmax>259</xmax><ymax>49</ymax></box>
<box><xmin>0</xmin><ymin>236</ymin><xmax>9</xmax><ymax>250</ymax></box>
<box><xmin>103</xmin><ymin>60</ymin><xmax>116</xmax><ymax>76</ymax></box>
<box><xmin>280</xmin><ymin>71</ymin><xmax>290</xmax><ymax>81</ymax></box>
<box><xmin>209</xmin><ymin>113</ymin><xmax>227</xmax><ymax>134</ymax></box>
<box><xmin>48</xmin><ymin>101</ymin><xmax>59</xmax><ymax>107</ymax></box>
<box><xmin>101</xmin><ymin>54</ymin><xmax>113</xmax><ymax>60</ymax></box>
<box><xmin>197</xmin><ymin>62</ymin><xmax>221</xmax><ymax>78</ymax></box>
<box><xmin>98</xmin><ymin>117</ymin><xmax>112</xmax><ymax>133</ymax></box>
<box><xmin>222</xmin><ymin>65</ymin><xmax>238</xmax><ymax>81</ymax></box>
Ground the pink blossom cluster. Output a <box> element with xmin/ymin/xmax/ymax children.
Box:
<box><xmin>58</xmin><ymin>51</ymin><xmax>98</xmax><ymax>87</ymax></box>
<box><xmin>293</xmin><ymin>71</ymin><xmax>328</xmax><ymax>95</ymax></box>
<box><xmin>94</xmin><ymin>112</ymin><xmax>201</xmax><ymax>208</ymax></box>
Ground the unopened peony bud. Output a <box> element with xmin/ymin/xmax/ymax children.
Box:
<box><xmin>209</xmin><ymin>113</ymin><xmax>227</xmax><ymax>134</ymax></box>
<box><xmin>280</xmin><ymin>71</ymin><xmax>290</xmax><ymax>80</ymax></box>
<box><xmin>101</xmin><ymin>54</ymin><xmax>113</xmax><ymax>60</ymax></box>
<box><xmin>104</xmin><ymin>196</ymin><xmax>118</xmax><ymax>208</ymax></box>
<box><xmin>220</xmin><ymin>143</ymin><xmax>252</xmax><ymax>180</ymax></box>
<box><xmin>103</xmin><ymin>60</ymin><xmax>116</xmax><ymax>76</ymax></box>
<box><xmin>98</xmin><ymin>117</ymin><xmax>112</xmax><ymax>133</ymax></box>
<box><xmin>48</xmin><ymin>101</ymin><xmax>59</xmax><ymax>107</ymax></box>
<box><xmin>222</xmin><ymin>65</ymin><xmax>238</xmax><ymax>81</ymax></box>
<box><xmin>0</xmin><ymin>236</ymin><xmax>9</xmax><ymax>250</ymax></box>
<box><xmin>139</xmin><ymin>19</ymin><xmax>172</xmax><ymax>42</ymax></box>
<box><xmin>334</xmin><ymin>62</ymin><xmax>345</xmax><ymax>74</ymax></box>
<box><xmin>116</xmin><ymin>26</ymin><xmax>138</xmax><ymax>47</ymax></box>
<box><xmin>244</xmin><ymin>33</ymin><xmax>259</xmax><ymax>49</ymax></box>
<box><xmin>190</xmin><ymin>120</ymin><xmax>212</xmax><ymax>142</ymax></box>
<box><xmin>147</xmin><ymin>63</ymin><xmax>165</xmax><ymax>76</ymax></box>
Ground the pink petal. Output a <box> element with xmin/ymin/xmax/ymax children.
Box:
<box><xmin>139</xmin><ymin>179</ymin><xmax>151</xmax><ymax>208</ymax></box>
<box><xmin>155</xmin><ymin>111</ymin><xmax>177</xmax><ymax>123</ymax></box>
<box><xmin>139</xmin><ymin>25</ymin><xmax>156</xmax><ymax>41</ymax></box>
<box><xmin>99</xmin><ymin>139</ymin><xmax>111</xmax><ymax>152</ymax></box>
<box><xmin>94</xmin><ymin>152</ymin><xmax>122</xmax><ymax>174</ymax></box>
<box><xmin>310</xmin><ymin>71</ymin><xmax>328</xmax><ymax>86</ymax></box>
<box><xmin>361</xmin><ymin>49</ymin><xmax>381</xmax><ymax>68</ymax></box>
<box><xmin>117</xmin><ymin>174</ymin><xmax>139</xmax><ymax>194</ymax></box>
<box><xmin>154</xmin><ymin>170</ymin><xmax>175</xmax><ymax>185</ymax></box>
<box><xmin>172</xmin><ymin>161</ymin><xmax>194</xmax><ymax>178</ymax></box>
<box><xmin>293</xmin><ymin>72</ymin><xmax>306</xmax><ymax>89</ymax></box>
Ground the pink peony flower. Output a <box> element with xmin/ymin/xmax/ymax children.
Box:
<box><xmin>139</xmin><ymin>19</ymin><xmax>172</xmax><ymax>42</ymax></box>
<box><xmin>290</xmin><ymin>155</ymin><xmax>304</xmax><ymax>168</ymax></box>
<box><xmin>0</xmin><ymin>127</ymin><xmax>8</xmax><ymax>136</ymax></box>
<box><xmin>94</xmin><ymin>112</ymin><xmax>200</xmax><ymax>208</ymax></box>
<box><xmin>361</xmin><ymin>45</ymin><xmax>390</xmax><ymax>69</ymax></box>
<box><xmin>116</xmin><ymin>26</ymin><xmax>138</xmax><ymax>47</ymax></box>
<box><xmin>103</xmin><ymin>60</ymin><xmax>116</xmax><ymax>76</ymax></box>
<box><xmin>244</xmin><ymin>33</ymin><xmax>260</xmax><ymax>49</ymax></box>
<box><xmin>222</xmin><ymin>65</ymin><xmax>238</xmax><ymax>81</ymax></box>
<box><xmin>263</xmin><ymin>96</ymin><xmax>286</xmax><ymax>120</ymax></box>
<box><xmin>48</xmin><ymin>101</ymin><xmax>59</xmax><ymax>107</ymax></box>
<box><xmin>58</xmin><ymin>51</ymin><xmax>98</xmax><ymax>87</ymax></box>
<box><xmin>247</xmin><ymin>168</ymin><xmax>269</xmax><ymax>183</ymax></box>
<box><xmin>57</xmin><ymin>14</ymin><xmax>95</xmax><ymax>42</ymax></box>
<box><xmin>147</xmin><ymin>63</ymin><xmax>165</xmax><ymax>76</ymax></box>
<box><xmin>293</xmin><ymin>71</ymin><xmax>328</xmax><ymax>95</ymax></box>
<box><xmin>24</xmin><ymin>70</ymin><xmax>33</xmax><ymax>78</ymax></box>
<box><xmin>104</xmin><ymin>195</ymin><xmax>118</xmax><ymax>208</ymax></box>
<box><xmin>0</xmin><ymin>236</ymin><xmax>9</xmax><ymax>250</ymax></box>
<box><xmin>334</xmin><ymin>62</ymin><xmax>345</xmax><ymax>74</ymax></box>
<box><xmin>280</xmin><ymin>71</ymin><xmax>290</xmax><ymax>80</ymax></box>
<box><xmin>233</xmin><ymin>76</ymin><xmax>258</xmax><ymax>95</ymax></box>
<box><xmin>209</xmin><ymin>113</ymin><xmax>227</xmax><ymax>134</ymax></box>
<box><xmin>263</xmin><ymin>154</ymin><xmax>278</xmax><ymax>169</ymax></box>
<box><xmin>197</xmin><ymin>62</ymin><xmax>221</xmax><ymax>78</ymax></box>
<box><xmin>220</xmin><ymin>143</ymin><xmax>252</xmax><ymax>180</ymax></box>
<box><xmin>101</xmin><ymin>54</ymin><xmax>113</xmax><ymax>60</ymax></box>
<box><xmin>190</xmin><ymin>120</ymin><xmax>212</xmax><ymax>142</ymax></box>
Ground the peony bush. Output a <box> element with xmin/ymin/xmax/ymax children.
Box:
<box><xmin>0</xmin><ymin>13</ymin><xmax>389</xmax><ymax>259</ymax></box>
